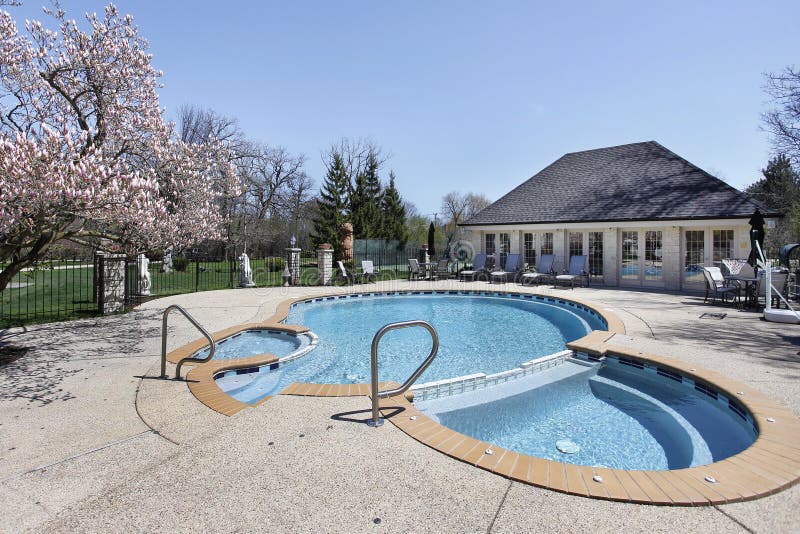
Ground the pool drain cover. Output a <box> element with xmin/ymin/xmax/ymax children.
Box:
<box><xmin>556</xmin><ymin>439</ymin><xmax>580</xmax><ymax>454</ymax></box>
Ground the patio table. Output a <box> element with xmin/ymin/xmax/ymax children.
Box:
<box><xmin>725</xmin><ymin>275</ymin><xmax>759</xmax><ymax>308</ymax></box>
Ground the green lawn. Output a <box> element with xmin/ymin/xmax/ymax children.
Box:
<box><xmin>0</xmin><ymin>257</ymin><xmax>407</xmax><ymax>327</ymax></box>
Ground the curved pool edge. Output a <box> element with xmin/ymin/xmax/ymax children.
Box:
<box><xmin>171</xmin><ymin>288</ymin><xmax>624</xmax><ymax>414</ymax></box>
<box><xmin>164</xmin><ymin>288</ymin><xmax>800</xmax><ymax>505</ymax></box>
<box><xmin>165</xmin><ymin>322</ymin><xmax>310</xmax><ymax>365</ymax></box>
<box><xmin>375</xmin><ymin>344</ymin><xmax>800</xmax><ymax>506</ymax></box>
<box><xmin>263</xmin><ymin>288</ymin><xmax>627</xmax><ymax>336</ymax></box>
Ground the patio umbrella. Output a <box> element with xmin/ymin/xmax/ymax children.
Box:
<box><xmin>748</xmin><ymin>209</ymin><xmax>766</xmax><ymax>267</ymax></box>
<box><xmin>428</xmin><ymin>222</ymin><xmax>436</xmax><ymax>259</ymax></box>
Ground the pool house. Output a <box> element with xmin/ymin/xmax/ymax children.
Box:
<box><xmin>460</xmin><ymin>141</ymin><xmax>781</xmax><ymax>291</ymax></box>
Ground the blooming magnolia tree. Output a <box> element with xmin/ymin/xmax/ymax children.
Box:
<box><xmin>0</xmin><ymin>3</ymin><xmax>239</xmax><ymax>290</ymax></box>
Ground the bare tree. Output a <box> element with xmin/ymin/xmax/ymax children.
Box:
<box><xmin>323</xmin><ymin>137</ymin><xmax>388</xmax><ymax>188</ymax></box>
<box><xmin>763</xmin><ymin>67</ymin><xmax>800</xmax><ymax>165</ymax></box>
<box><xmin>441</xmin><ymin>191</ymin><xmax>491</xmax><ymax>228</ymax></box>
<box><xmin>243</xmin><ymin>146</ymin><xmax>308</xmax><ymax>219</ymax></box>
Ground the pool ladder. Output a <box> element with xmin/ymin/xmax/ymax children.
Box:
<box><xmin>369</xmin><ymin>320</ymin><xmax>439</xmax><ymax>427</ymax></box>
<box><xmin>160</xmin><ymin>305</ymin><xmax>216</xmax><ymax>379</ymax></box>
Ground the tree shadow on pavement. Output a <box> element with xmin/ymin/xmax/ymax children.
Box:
<box><xmin>0</xmin><ymin>310</ymin><xmax>162</xmax><ymax>406</ymax></box>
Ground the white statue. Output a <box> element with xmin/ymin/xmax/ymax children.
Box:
<box><xmin>136</xmin><ymin>253</ymin><xmax>151</xmax><ymax>296</ymax></box>
<box><xmin>161</xmin><ymin>248</ymin><xmax>173</xmax><ymax>273</ymax></box>
<box><xmin>239</xmin><ymin>252</ymin><xmax>255</xmax><ymax>287</ymax></box>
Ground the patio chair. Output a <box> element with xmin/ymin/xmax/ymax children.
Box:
<box><xmin>337</xmin><ymin>261</ymin><xmax>363</xmax><ymax>285</ymax></box>
<box><xmin>490</xmin><ymin>253</ymin><xmax>522</xmax><ymax>283</ymax></box>
<box><xmin>755</xmin><ymin>270</ymin><xmax>789</xmax><ymax>308</ymax></box>
<box><xmin>361</xmin><ymin>260</ymin><xmax>378</xmax><ymax>283</ymax></box>
<box><xmin>408</xmin><ymin>258</ymin><xmax>422</xmax><ymax>281</ymax></box>
<box><xmin>555</xmin><ymin>255</ymin><xmax>589</xmax><ymax>289</ymax></box>
<box><xmin>459</xmin><ymin>253</ymin><xmax>488</xmax><ymax>282</ymax></box>
<box><xmin>434</xmin><ymin>258</ymin><xmax>453</xmax><ymax>279</ymax></box>
<box><xmin>701</xmin><ymin>267</ymin><xmax>738</xmax><ymax>305</ymax></box>
<box><xmin>520</xmin><ymin>254</ymin><xmax>555</xmax><ymax>286</ymax></box>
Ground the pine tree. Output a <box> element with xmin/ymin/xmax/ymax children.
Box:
<box><xmin>745</xmin><ymin>154</ymin><xmax>800</xmax><ymax>253</ymax></box>
<box><xmin>312</xmin><ymin>153</ymin><xmax>349</xmax><ymax>260</ymax></box>
<box><xmin>380</xmin><ymin>172</ymin><xmax>408</xmax><ymax>242</ymax></box>
<box><xmin>350</xmin><ymin>152</ymin><xmax>383</xmax><ymax>238</ymax></box>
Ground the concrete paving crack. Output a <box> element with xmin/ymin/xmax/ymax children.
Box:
<box><xmin>618</xmin><ymin>307</ymin><xmax>657</xmax><ymax>338</ymax></box>
<box><xmin>713</xmin><ymin>505</ymin><xmax>755</xmax><ymax>533</ymax></box>
<box><xmin>134</xmin><ymin>363</ymin><xmax>180</xmax><ymax>446</ymax></box>
<box><xmin>487</xmin><ymin>480</ymin><xmax>513</xmax><ymax>533</ymax></box>
<box><xmin>0</xmin><ymin>431</ymin><xmax>155</xmax><ymax>484</ymax></box>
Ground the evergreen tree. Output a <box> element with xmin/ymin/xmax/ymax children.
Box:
<box><xmin>380</xmin><ymin>172</ymin><xmax>408</xmax><ymax>242</ymax></box>
<box><xmin>350</xmin><ymin>152</ymin><xmax>383</xmax><ymax>238</ymax></box>
<box><xmin>312</xmin><ymin>153</ymin><xmax>349</xmax><ymax>260</ymax></box>
<box><xmin>745</xmin><ymin>154</ymin><xmax>800</xmax><ymax>254</ymax></box>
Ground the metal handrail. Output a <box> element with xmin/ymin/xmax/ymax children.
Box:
<box><xmin>369</xmin><ymin>320</ymin><xmax>439</xmax><ymax>427</ymax></box>
<box><xmin>160</xmin><ymin>304</ymin><xmax>216</xmax><ymax>379</ymax></box>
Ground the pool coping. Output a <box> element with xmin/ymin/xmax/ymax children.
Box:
<box><xmin>377</xmin><ymin>337</ymin><xmax>800</xmax><ymax>506</ymax></box>
<box><xmin>170</xmin><ymin>289</ymin><xmax>623</xmax><ymax>415</ymax></box>
<box><xmin>165</xmin><ymin>288</ymin><xmax>800</xmax><ymax>504</ymax></box>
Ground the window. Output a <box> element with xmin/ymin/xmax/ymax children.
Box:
<box><xmin>485</xmin><ymin>233</ymin><xmax>496</xmax><ymax>256</ymax></box>
<box><xmin>644</xmin><ymin>231</ymin><xmax>663</xmax><ymax>282</ymax></box>
<box><xmin>588</xmin><ymin>232</ymin><xmax>603</xmax><ymax>276</ymax></box>
<box><xmin>713</xmin><ymin>230</ymin><xmax>734</xmax><ymax>262</ymax></box>
<box><xmin>569</xmin><ymin>232</ymin><xmax>583</xmax><ymax>258</ymax></box>
<box><xmin>499</xmin><ymin>233</ymin><xmax>510</xmax><ymax>253</ymax></box>
<box><xmin>523</xmin><ymin>233</ymin><xmax>536</xmax><ymax>267</ymax></box>
<box><xmin>498</xmin><ymin>232</ymin><xmax>510</xmax><ymax>267</ymax></box>
<box><xmin>685</xmin><ymin>230</ymin><xmax>704</xmax><ymax>283</ymax></box>
<box><xmin>621</xmin><ymin>231</ymin><xmax>639</xmax><ymax>280</ymax></box>
<box><xmin>541</xmin><ymin>232</ymin><xmax>553</xmax><ymax>256</ymax></box>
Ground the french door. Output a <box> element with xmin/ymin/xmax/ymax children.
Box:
<box><xmin>620</xmin><ymin>230</ymin><xmax>663</xmax><ymax>287</ymax></box>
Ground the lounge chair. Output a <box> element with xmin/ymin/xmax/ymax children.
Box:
<box><xmin>490</xmin><ymin>253</ymin><xmax>522</xmax><ymax>283</ymax></box>
<box><xmin>520</xmin><ymin>254</ymin><xmax>555</xmax><ymax>286</ymax></box>
<box><xmin>459</xmin><ymin>253</ymin><xmax>488</xmax><ymax>282</ymax></box>
<box><xmin>434</xmin><ymin>258</ymin><xmax>453</xmax><ymax>279</ymax></box>
<box><xmin>361</xmin><ymin>260</ymin><xmax>378</xmax><ymax>283</ymax></box>
<box><xmin>555</xmin><ymin>255</ymin><xmax>589</xmax><ymax>288</ymax></box>
<box><xmin>337</xmin><ymin>261</ymin><xmax>362</xmax><ymax>285</ymax></box>
<box><xmin>701</xmin><ymin>267</ymin><xmax>738</xmax><ymax>304</ymax></box>
<box><xmin>408</xmin><ymin>258</ymin><xmax>422</xmax><ymax>281</ymax></box>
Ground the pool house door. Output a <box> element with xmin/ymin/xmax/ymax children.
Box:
<box><xmin>619</xmin><ymin>229</ymin><xmax>664</xmax><ymax>287</ymax></box>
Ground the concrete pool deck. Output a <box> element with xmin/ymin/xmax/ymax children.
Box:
<box><xmin>1</xmin><ymin>280</ymin><xmax>799</xmax><ymax>532</ymax></box>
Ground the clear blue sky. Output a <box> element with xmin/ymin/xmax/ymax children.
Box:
<box><xmin>12</xmin><ymin>1</ymin><xmax>800</xmax><ymax>218</ymax></box>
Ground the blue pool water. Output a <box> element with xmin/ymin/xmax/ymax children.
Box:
<box><xmin>419</xmin><ymin>361</ymin><xmax>756</xmax><ymax>470</ymax></box>
<box><xmin>220</xmin><ymin>293</ymin><xmax>605</xmax><ymax>403</ymax></box>
<box><xmin>194</xmin><ymin>330</ymin><xmax>308</xmax><ymax>360</ymax></box>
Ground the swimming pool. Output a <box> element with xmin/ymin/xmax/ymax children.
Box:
<box><xmin>215</xmin><ymin>292</ymin><xmax>607</xmax><ymax>404</ymax></box>
<box><xmin>417</xmin><ymin>357</ymin><xmax>757</xmax><ymax>470</ymax></box>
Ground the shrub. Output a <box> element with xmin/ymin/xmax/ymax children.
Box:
<box><xmin>266</xmin><ymin>257</ymin><xmax>286</xmax><ymax>272</ymax></box>
<box><xmin>173</xmin><ymin>256</ymin><xmax>190</xmax><ymax>272</ymax></box>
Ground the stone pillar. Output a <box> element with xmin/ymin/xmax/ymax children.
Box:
<box><xmin>96</xmin><ymin>252</ymin><xmax>126</xmax><ymax>314</ymax></box>
<box><xmin>286</xmin><ymin>247</ymin><xmax>301</xmax><ymax>285</ymax></box>
<box><xmin>661</xmin><ymin>226</ymin><xmax>681</xmax><ymax>291</ymax></box>
<box><xmin>553</xmin><ymin>229</ymin><xmax>566</xmax><ymax>272</ymax></box>
<box><xmin>603</xmin><ymin>229</ymin><xmax>618</xmax><ymax>286</ymax></box>
<box><xmin>317</xmin><ymin>245</ymin><xmax>334</xmax><ymax>285</ymax></box>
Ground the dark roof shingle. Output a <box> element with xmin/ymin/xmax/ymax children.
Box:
<box><xmin>462</xmin><ymin>141</ymin><xmax>776</xmax><ymax>226</ymax></box>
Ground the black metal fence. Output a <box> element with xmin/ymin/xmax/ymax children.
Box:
<box><xmin>0</xmin><ymin>257</ymin><xmax>98</xmax><ymax>327</ymax></box>
<box><xmin>0</xmin><ymin>238</ymin><xmax>485</xmax><ymax>327</ymax></box>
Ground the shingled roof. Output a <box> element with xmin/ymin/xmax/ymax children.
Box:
<box><xmin>462</xmin><ymin>141</ymin><xmax>777</xmax><ymax>226</ymax></box>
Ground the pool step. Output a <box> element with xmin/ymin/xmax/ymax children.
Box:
<box><xmin>411</xmin><ymin>350</ymin><xmax>584</xmax><ymax>402</ymax></box>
